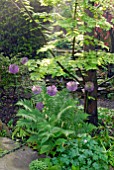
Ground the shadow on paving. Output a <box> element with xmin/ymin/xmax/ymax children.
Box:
<box><xmin>0</xmin><ymin>137</ymin><xmax>38</xmax><ymax>170</ymax></box>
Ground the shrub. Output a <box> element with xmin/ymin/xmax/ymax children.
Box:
<box><xmin>0</xmin><ymin>54</ymin><xmax>30</xmax><ymax>89</ymax></box>
<box><xmin>29</xmin><ymin>160</ymin><xmax>47</xmax><ymax>170</ymax></box>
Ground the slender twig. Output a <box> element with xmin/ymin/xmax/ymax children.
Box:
<box><xmin>98</xmin><ymin>75</ymin><xmax>114</xmax><ymax>87</ymax></box>
<box><xmin>72</xmin><ymin>1</ymin><xmax>78</xmax><ymax>59</ymax></box>
<box><xmin>10</xmin><ymin>0</ymin><xmax>21</xmax><ymax>10</ymax></box>
<box><xmin>72</xmin><ymin>37</ymin><xmax>76</xmax><ymax>59</ymax></box>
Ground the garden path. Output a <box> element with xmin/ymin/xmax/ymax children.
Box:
<box><xmin>0</xmin><ymin>137</ymin><xmax>38</xmax><ymax>170</ymax></box>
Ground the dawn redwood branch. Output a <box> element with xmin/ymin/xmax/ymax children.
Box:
<box><xmin>10</xmin><ymin>0</ymin><xmax>47</xmax><ymax>45</ymax></box>
<box><xmin>10</xmin><ymin>0</ymin><xmax>21</xmax><ymax>10</ymax></box>
<box><xmin>10</xmin><ymin>0</ymin><xmax>50</xmax><ymax>33</ymax></box>
<box><xmin>98</xmin><ymin>75</ymin><xmax>114</xmax><ymax>87</ymax></box>
<box><xmin>19</xmin><ymin>0</ymin><xmax>50</xmax><ymax>32</ymax></box>
<box><xmin>11</xmin><ymin>0</ymin><xmax>84</xmax><ymax>87</ymax></box>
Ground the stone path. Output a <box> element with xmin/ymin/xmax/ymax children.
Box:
<box><xmin>0</xmin><ymin>137</ymin><xmax>38</xmax><ymax>170</ymax></box>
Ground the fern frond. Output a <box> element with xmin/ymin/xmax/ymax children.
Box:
<box><xmin>17</xmin><ymin>109</ymin><xmax>37</xmax><ymax>122</ymax></box>
<box><xmin>17</xmin><ymin>99</ymin><xmax>33</xmax><ymax>111</ymax></box>
<box><xmin>56</xmin><ymin>106</ymin><xmax>75</xmax><ymax>121</ymax></box>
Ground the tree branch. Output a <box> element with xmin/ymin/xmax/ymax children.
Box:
<box><xmin>10</xmin><ymin>0</ymin><xmax>50</xmax><ymax>32</ymax></box>
<box><xmin>98</xmin><ymin>75</ymin><xmax>114</xmax><ymax>87</ymax></box>
<box><xmin>72</xmin><ymin>0</ymin><xmax>78</xmax><ymax>59</ymax></box>
<box><xmin>10</xmin><ymin>0</ymin><xmax>21</xmax><ymax>10</ymax></box>
<box><xmin>49</xmin><ymin>49</ymin><xmax>84</xmax><ymax>87</ymax></box>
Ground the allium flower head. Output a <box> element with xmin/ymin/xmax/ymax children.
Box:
<box><xmin>21</xmin><ymin>57</ymin><xmax>28</xmax><ymax>65</ymax></box>
<box><xmin>85</xmin><ymin>81</ymin><xmax>94</xmax><ymax>92</ymax></box>
<box><xmin>47</xmin><ymin>85</ymin><xmax>58</xmax><ymax>96</ymax></box>
<box><xmin>36</xmin><ymin>102</ymin><xmax>44</xmax><ymax>111</ymax></box>
<box><xmin>32</xmin><ymin>86</ymin><xmax>42</xmax><ymax>95</ymax></box>
<box><xmin>9</xmin><ymin>64</ymin><xmax>19</xmax><ymax>74</ymax></box>
<box><xmin>66</xmin><ymin>81</ymin><xmax>78</xmax><ymax>91</ymax></box>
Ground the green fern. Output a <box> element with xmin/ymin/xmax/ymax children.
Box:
<box><xmin>17</xmin><ymin>99</ymin><xmax>34</xmax><ymax>111</ymax></box>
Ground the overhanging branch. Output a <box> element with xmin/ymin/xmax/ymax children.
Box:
<box><xmin>10</xmin><ymin>0</ymin><xmax>84</xmax><ymax>87</ymax></box>
<box><xmin>98</xmin><ymin>75</ymin><xmax>114</xmax><ymax>87</ymax></box>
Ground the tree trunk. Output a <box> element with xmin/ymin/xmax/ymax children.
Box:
<box><xmin>83</xmin><ymin>1</ymin><xmax>98</xmax><ymax>126</ymax></box>
<box><xmin>84</xmin><ymin>70</ymin><xmax>98</xmax><ymax>125</ymax></box>
<box><xmin>108</xmin><ymin>28</ymin><xmax>114</xmax><ymax>78</ymax></box>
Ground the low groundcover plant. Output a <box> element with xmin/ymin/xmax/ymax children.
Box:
<box><xmin>47</xmin><ymin>135</ymin><xmax>110</xmax><ymax>170</ymax></box>
<box><xmin>29</xmin><ymin>160</ymin><xmax>48</xmax><ymax>170</ymax></box>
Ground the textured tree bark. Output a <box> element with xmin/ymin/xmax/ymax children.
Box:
<box><xmin>110</xmin><ymin>28</ymin><xmax>114</xmax><ymax>52</ymax></box>
<box><xmin>84</xmin><ymin>70</ymin><xmax>98</xmax><ymax>125</ymax></box>
<box><xmin>108</xmin><ymin>28</ymin><xmax>114</xmax><ymax>78</ymax></box>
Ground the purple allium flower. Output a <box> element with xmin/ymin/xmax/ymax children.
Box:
<box><xmin>32</xmin><ymin>86</ymin><xmax>42</xmax><ymax>95</ymax></box>
<box><xmin>9</xmin><ymin>64</ymin><xmax>19</xmax><ymax>74</ymax></box>
<box><xmin>36</xmin><ymin>102</ymin><xmax>44</xmax><ymax>111</ymax></box>
<box><xmin>47</xmin><ymin>85</ymin><xmax>58</xmax><ymax>96</ymax></box>
<box><xmin>21</xmin><ymin>57</ymin><xmax>28</xmax><ymax>65</ymax></box>
<box><xmin>85</xmin><ymin>81</ymin><xmax>94</xmax><ymax>92</ymax></box>
<box><xmin>66</xmin><ymin>81</ymin><xmax>78</xmax><ymax>91</ymax></box>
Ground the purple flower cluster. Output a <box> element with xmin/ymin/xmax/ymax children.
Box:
<box><xmin>33</xmin><ymin>85</ymin><xmax>58</xmax><ymax>111</ymax></box>
<box><xmin>21</xmin><ymin>57</ymin><xmax>28</xmax><ymax>65</ymax></box>
<box><xmin>47</xmin><ymin>85</ymin><xmax>58</xmax><ymax>96</ymax></box>
<box><xmin>8</xmin><ymin>57</ymin><xmax>29</xmax><ymax>74</ymax></box>
<box><xmin>36</xmin><ymin>102</ymin><xmax>44</xmax><ymax>111</ymax></box>
<box><xmin>32</xmin><ymin>86</ymin><xmax>42</xmax><ymax>95</ymax></box>
<box><xmin>85</xmin><ymin>81</ymin><xmax>94</xmax><ymax>92</ymax></box>
<box><xmin>66</xmin><ymin>81</ymin><xmax>78</xmax><ymax>91</ymax></box>
<box><xmin>33</xmin><ymin>81</ymin><xmax>78</xmax><ymax>112</ymax></box>
<box><xmin>9</xmin><ymin>64</ymin><xmax>19</xmax><ymax>74</ymax></box>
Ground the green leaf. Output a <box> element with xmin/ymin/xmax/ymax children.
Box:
<box><xmin>47</xmin><ymin>165</ymin><xmax>62</xmax><ymax>170</ymax></box>
<box><xmin>55</xmin><ymin>138</ymin><xmax>67</xmax><ymax>146</ymax></box>
<box><xmin>72</xmin><ymin>165</ymin><xmax>80</xmax><ymax>170</ymax></box>
<box><xmin>56</xmin><ymin>106</ymin><xmax>75</xmax><ymax>121</ymax></box>
<box><xmin>61</xmin><ymin>129</ymin><xmax>74</xmax><ymax>137</ymax></box>
<box><xmin>40</xmin><ymin>145</ymin><xmax>53</xmax><ymax>154</ymax></box>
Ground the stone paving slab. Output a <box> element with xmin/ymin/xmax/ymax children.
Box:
<box><xmin>0</xmin><ymin>137</ymin><xmax>38</xmax><ymax>170</ymax></box>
